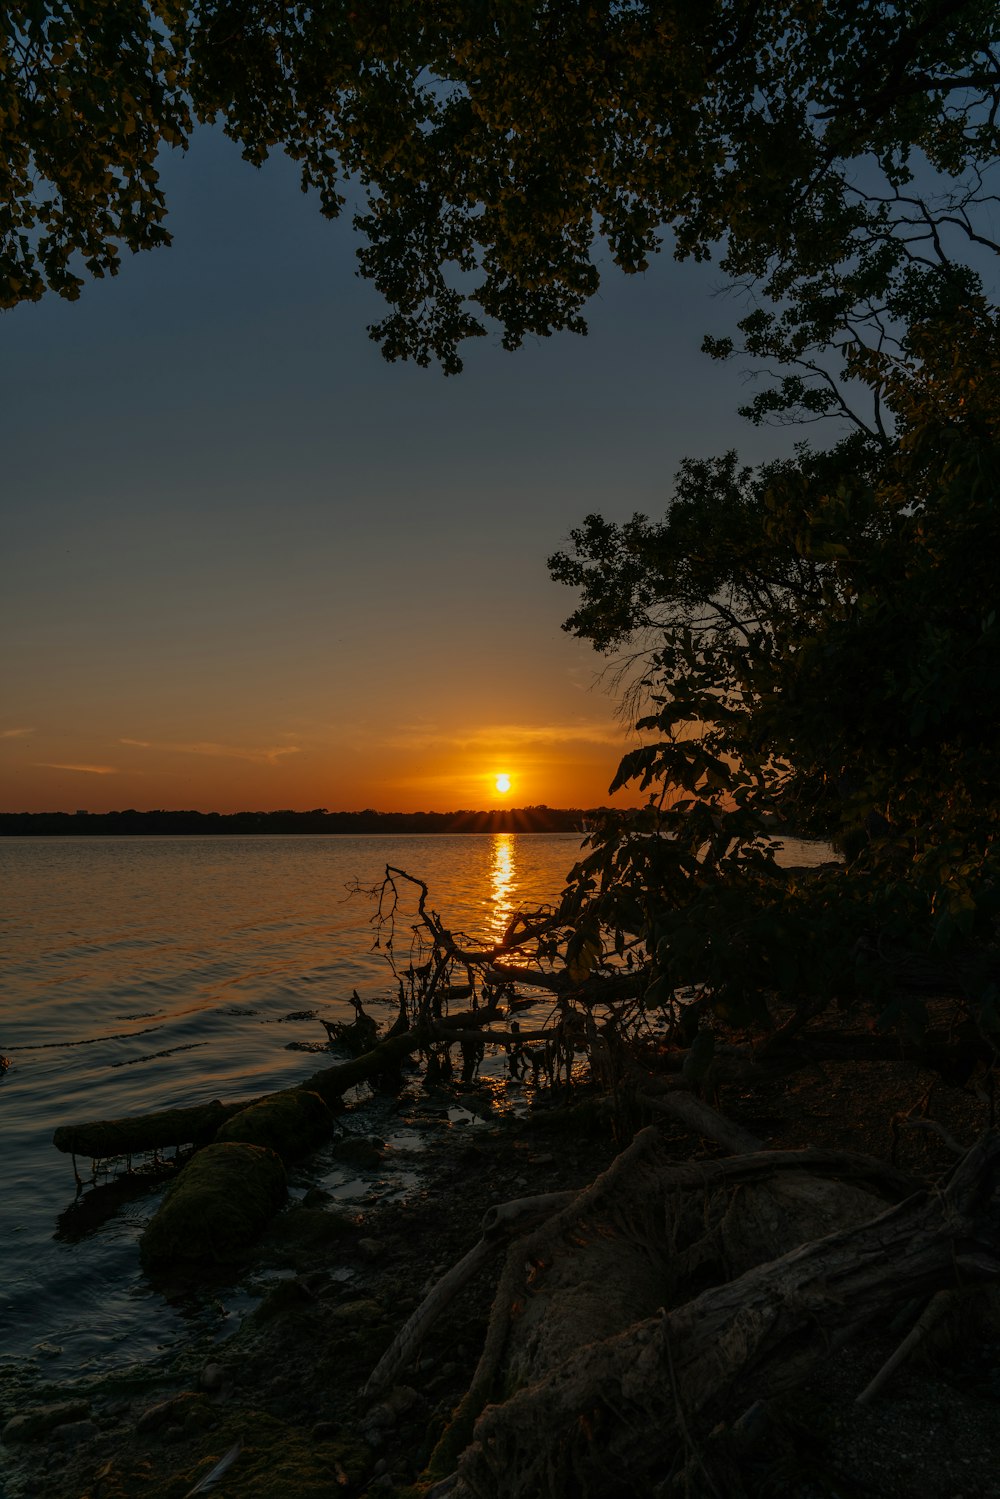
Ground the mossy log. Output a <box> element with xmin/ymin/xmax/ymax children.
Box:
<box><xmin>217</xmin><ymin>1089</ymin><xmax>333</xmax><ymax>1158</ymax></box>
<box><xmin>298</xmin><ymin>1023</ymin><xmax>427</xmax><ymax>1105</ymax></box>
<box><xmin>53</xmin><ymin>1020</ymin><xmax>441</xmax><ymax>1164</ymax></box>
<box><xmin>59</xmin><ymin>1010</ymin><xmax>511</xmax><ymax>1278</ymax></box>
<box><xmin>139</xmin><ymin>1142</ymin><xmax>287</xmax><ymax>1271</ymax></box>
<box><xmin>52</xmin><ymin>1099</ymin><xmax>252</xmax><ymax>1162</ymax></box>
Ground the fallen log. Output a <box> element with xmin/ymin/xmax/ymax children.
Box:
<box><xmin>53</xmin><ymin>1019</ymin><xmax>444</xmax><ymax>1164</ymax></box>
<box><xmin>52</xmin><ymin>1099</ymin><xmax>252</xmax><ymax>1163</ymax></box>
<box><xmin>53</xmin><ymin>1014</ymin><xmax>494</xmax><ymax>1273</ymax></box>
<box><xmin>486</xmin><ymin>962</ymin><xmax>643</xmax><ymax>1002</ymax></box>
<box><xmin>297</xmin><ymin>1023</ymin><xmax>427</xmax><ymax>1105</ymax></box>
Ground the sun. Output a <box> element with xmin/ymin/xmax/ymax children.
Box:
<box><xmin>495</xmin><ymin>773</ymin><xmax>512</xmax><ymax>794</ymax></box>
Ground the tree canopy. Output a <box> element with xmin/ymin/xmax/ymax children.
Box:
<box><xmin>549</xmin><ymin>294</ymin><xmax>1000</xmax><ymax>1033</ymax></box>
<box><xmin>4</xmin><ymin>3</ymin><xmax>999</xmax><ymax>370</ymax></box>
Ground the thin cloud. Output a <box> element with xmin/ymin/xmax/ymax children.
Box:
<box><xmin>1</xmin><ymin>726</ymin><xmax>34</xmax><ymax>739</ymax></box>
<box><xmin>382</xmin><ymin>720</ymin><xmax>625</xmax><ymax>752</ymax></box>
<box><xmin>38</xmin><ymin>762</ymin><xmax>119</xmax><ymax>775</ymax></box>
<box><xmin>120</xmin><ymin>737</ymin><xmax>300</xmax><ymax>766</ymax></box>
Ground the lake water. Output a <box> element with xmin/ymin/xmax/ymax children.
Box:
<box><xmin>0</xmin><ymin>832</ymin><xmax>830</xmax><ymax>1385</ymax></box>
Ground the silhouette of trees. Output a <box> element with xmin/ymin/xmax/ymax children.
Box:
<box><xmin>5</xmin><ymin>3</ymin><xmax>999</xmax><ymax>375</ymax></box>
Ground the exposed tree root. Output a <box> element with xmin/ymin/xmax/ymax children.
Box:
<box><xmin>421</xmin><ymin>1120</ymin><xmax>1000</xmax><ymax>1499</ymax></box>
<box><xmin>363</xmin><ymin>1191</ymin><xmax>577</xmax><ymax>1399</ymax></box>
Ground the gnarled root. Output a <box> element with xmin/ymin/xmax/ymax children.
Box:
<box><xmin>434</xmin><ymin>1129</ymin><xmax>1000</xmax><ymax>1498</ymax></box>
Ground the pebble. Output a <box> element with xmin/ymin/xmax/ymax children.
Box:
<box><xmin>302</xmin><ymin>1270</ymin><xmax>331</xmax><ymax>1294</ymax></box>
<box><xmin>52</xmin><ymin>1420</ymin><xmax>98</xmax><ymax>1445</ymax></box>
<box><xmin>357</xmin><ymin>1237</ymin><xmax>383</xmax><ymax>1260</ymax></box>
<box><xmin>200</xmin><ymin>1362</ymin><xmax>225</xmax><ymax>1393</ymax></box>
<box><xmin>303</xmin><ymin>1186</ymin><xmax>333</xmax><ymax>1208</ymax></box>
<box><xmin>2</xmin><ymin>1402</ymin><xmax>89</xmax><ymax>1444</ymax></box>
<box><xmin>136</xmin><ymin>1394</ymin><xmax>197</xmax><ymax>1435</ymax></box>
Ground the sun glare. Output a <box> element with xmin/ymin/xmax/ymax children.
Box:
<box><xmin>495</xmin><ymin>773</ymin><xmax>512</xmax><ymax>794</ymax></box>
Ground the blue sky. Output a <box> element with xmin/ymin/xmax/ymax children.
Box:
<box><xmin>2</xmin><ymin>124</ymin><xmax>798</xmax><ymax>812</ymax></box>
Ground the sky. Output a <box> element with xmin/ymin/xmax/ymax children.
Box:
<box><xmin>2</xmin><ymin>126</ymin><xmax>796</xmax><ymax>815</ymax></box>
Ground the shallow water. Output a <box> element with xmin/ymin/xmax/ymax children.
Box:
<box><xmin>0</xmin><ymin>834</ymin><xmax>586</xmax><ymax>1378</ymax></box>
<box><xmin>1</xmin><ymin>831</ymin><xmax>830</xmax><ymax>1381</ymax></box>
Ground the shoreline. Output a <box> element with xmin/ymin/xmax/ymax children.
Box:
<box><xmin>3</xmin><ymin>1049</ymin><xmax>1000</xmax><ymax>1498</ymax></box>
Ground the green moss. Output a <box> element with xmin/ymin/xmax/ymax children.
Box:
<box><xmin>217</xmin><ymin>1090</ymin><xmax>333</xmax><ymax>1159</ymax></box>
<box><xmin>52</xmin><ymin>1099</ymin><xmax>250</xmax><ymax>1161</ymax></box>
<box><xmin>324</xmin><ymin>1297</ymin><xmax>385</xmax><ymax>1329</ymax></box>
<box><xmin>140</xmin><ymin>1143</ymin><xmax>286</xmax><ymax>1272</ymax></box>
<box><xmin>267</xmin><ymin>1204</ymin><xmax>356</xmax><ymax>1252</ymax></box>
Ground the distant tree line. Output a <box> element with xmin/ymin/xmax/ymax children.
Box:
<box><xmin>0</xmin><ymin>807</ymin><xmax>599</xmax><ymax>837</ymax></box>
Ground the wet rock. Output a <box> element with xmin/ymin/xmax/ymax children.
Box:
<box><xmin>331</xmin><ymin>1136</ymin><xmax>385</xmax><ymax>1170</ymax></box>
<box><xmin>302</xmin><ymin>1185</ymin><xmax>333</xmax><ymax>1208</ymax></box>
<box><xmin>325</xmin><ymin>1298</ymin><xmax>384</xmax><ymax>1329</ymax></box>
<box><xmin>2</xmin><ymin>1402</ymin><xmax>89</xmax><ymax>1443</ymax></box>
<box><xmin>135</xmin><ymin>1392</ymin><xmax>205</xmax><ymax>1435</ymax></box>
<box><xmin>52</xmin><ymin>1419</ymin><xmax>98</xmax><ymax>1445</ymax></box>
<box><xmin>140</xmin><ymin>1142</ymin><xmax>287</xmax><ymax>1271</ymax></box>
<box><xmin>388</xmin><ymin>1385</ymin><xmax>420</xmax><ymax>1415</ymax></box>
<box><xmin>252</xmin><ymin>1277</ymin><xmax>316</xmax><ymax>1325</ymax></box>
<box><xmin>267</xmin><ymin>1203</ymin><xmax>355</xmax><ymax>1253</ymax></box>
<box><xmin>200</xmin><ymin>1361</ymin><xmax>225</xmax><ymax>1392</ymax></box>
<box><xmin>364</xmin><ymin>1384</ymin><xmax>421</xmax><ymax>1440</ymax></box>
<box><xmin>357</xmin><ymin>1236</ymin><xmax>383</xmax><ymax>1260</ymax></box>
<box><xmin>301</xmin><ymin>1269</ymin><xmax>332</xmax><ymax>1295</ymax></box>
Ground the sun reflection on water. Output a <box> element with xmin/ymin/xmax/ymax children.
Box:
<box><xmin>489</xmin><ymin>832</ymin><xmax>516</xmax><ymax>942</ymax></box>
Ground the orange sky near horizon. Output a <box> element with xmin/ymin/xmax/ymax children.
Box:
<box><xmin>0</xmin><ymin>726</ymin><xmax>639</xmax><ymax>814</ymax></box>
<box><xmin>0</xmin><ymin>709</ymin><xmax>642</xmax><ymax>814</ymax></box>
